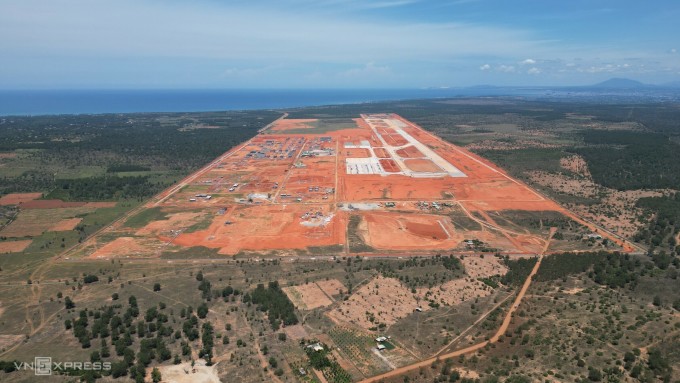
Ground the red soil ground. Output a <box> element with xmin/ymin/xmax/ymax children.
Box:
<box><xmin>395</xmin><ymin>145</ymin><xmax>424</xmax><ymax>158</ymax></box>
<box><xmin>382</xmin><ymin>134</ymin><xmax>408</xmax><ymax>147</ymax></box>
<box><xmin>172</xmin><ymin>204</ymin><xmax>346</xmax><ymax>255</ymax></box>
<box><xmin>269</xmin><ymin>119</ymin><xmax>317</xmax><ymax>131</ymax></box>
<box><xmin>49</xmin><ymin>218</ymin><xmax>82</xmax><ymax>231</ymax></box>
<box><xmin>0</xmin><ymin>193</ymin><xmax>42</xmax><ymax>205</ymax></box>
<box><xmin>379</xmin><ymin>159</ymin><xmax>401</xmax><ymax>173</ymax></box>
<box><xmin>372</xmin><ymin>147</ymin><xmax>391</xmax><ymax>158</ymax></box>
<box><xmin>74</xmin><ymin>112</ymin><xmax>632</xmax><ymax>259</ymax></box>
<box><xmin>20</xmin><ymin>200</ymin><xmax>87</xmax><ymax>209</ymax></box>
<box><xmin>0</xmin><ymin>240</ymin><xmax>32</xmax><ymax>253</ymax></box>
<box><xmin>343</xmin><ymin>148</ymin><xmax>371</xmax><ymax>158</ymax></box>
<box><xmin>404</xmin><ymin>159</ymin><xmax>442</xmax><ymax>172</ymax></box>
<box><xmin>361</xmin><ymin>212</ymin><xmax>461</xmax><ymax>250</ymax></box>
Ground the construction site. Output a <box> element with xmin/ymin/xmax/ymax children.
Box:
<box><xmin>71</xmin><ymin>113</ymin><xmax>633</xmax><ymax>259</ymax></box>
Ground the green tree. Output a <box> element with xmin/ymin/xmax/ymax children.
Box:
<box><xmin>151</xmin><ymin>367</ymin><xmax>162</xmax><ymax>383</ymax></box>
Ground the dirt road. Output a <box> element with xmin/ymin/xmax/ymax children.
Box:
<box><xmin>357</xmin><ymin>229</ymin><xmax>553</xmax><ymax>383</ymax></box>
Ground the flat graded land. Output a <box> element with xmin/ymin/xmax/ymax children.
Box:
<box><xmin>63</xmin><ymin>113</ymin><xmax>631</xmax><ymax>259</ymax></box>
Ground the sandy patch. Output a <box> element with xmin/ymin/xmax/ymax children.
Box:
<box><xmin>560</xmin><ymin>154</ymin><xmax>591</xmax><ymax>178</ymax></box>
<box><xmin>89</xmin><ymin>237</ymin><xmax>156</xmax><ymax>259</ymax></box>
<box><xmin>421</xmin><ymin>278</ymin><xmax>492</xmax><ymax>307</ymax></box>
<box><xmin>283</xmin><ymin>283</ymin><xmax>333</xmax><ymax>310</ymax></box>
<box><xmin>49</xmin><ymin>218</ymin><xmax>82</xmax><ymax>231</ymax></box>
<box><xmin>155</xmin><ymin>360</ymin><xmax>220</xmax><ymax>383</ymax></box>
<box><xmin>269</xmin><ymin>118</ymin><xmax>318</xmax><ymax>131</ymax></box>
<box><xmin>460</xmin><ymin>255</ymin><xmax>508</xmax><ymax>279</ymax></box>
<box><xmin>330</xmin><ymin>275</ymin><xmax>493</xmax><ymax>330</ymax></box>
<box><xmin>0</xmin><ymin>240</ymin><xmax>32</xmax><ymax>253</ymax></box>
<box><xmin>135</xmin><ymin>212</ymin><xmax>203</xmax><ymax>236</ymax></box>
<box><xmin>527</xmin><ymin>170</ymin><xmax>669</xmax><ymax>239</ymax></box>
<box><xmin>85</xmin><ymin>202</ymin><xmax>117</xmax><ymax>208</ymax></box>
<box><xmin>0</xmin><ymin>192</ymin><xmax>42</xmax><ymax>205</ymax></box>
<box><xmin>330</xmin><ymin>276</ymin><xmax>419</xmax><ymax>329</ymax></box>
<box><xmin>0</xmin><ymin>334</ymin><xmax>24</xmax><ymax>351</ymax></box>
<box><xmin>316</xmin><ymin>279</ymin><xmax>346</xmax><ymax>297</ymax></box>
<box><xmin>283</xmin><ymin>324</ymin><xmax>309</xmax><ymax>340</ymax></box>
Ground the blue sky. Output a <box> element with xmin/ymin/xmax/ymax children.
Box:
<box><xmin>1</xmin><ymin>0</ymin><xmax>678</xmax><ymax>89</ymax></box>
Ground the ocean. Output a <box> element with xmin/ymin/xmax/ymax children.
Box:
<box><xmin>0</xmin><ymin>88</ymin><xmax>524</xmax><ymax>116</ymax></box>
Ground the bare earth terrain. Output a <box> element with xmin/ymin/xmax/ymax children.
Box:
<box><xmin>62</xmin><ymin>114</ymin><xmax>633</xmax><ymax>260</ymax></box>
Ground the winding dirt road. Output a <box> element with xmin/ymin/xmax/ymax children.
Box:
<box><xmin>357</xmin><ymin>229</ymin><xmax>553</xmax><ymax>383</ymax></box>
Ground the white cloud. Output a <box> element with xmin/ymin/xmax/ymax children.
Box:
<box><xmin>670</xmin><ymin>48</ymin><xmax>678</xmax><ymax>54</ymax></box>
<box><xmin>527</xmin><ymin>67</ymin><xmax>541</xmax><ymax>74</ymax></box>
<box><xmin>497</xmin><ymin>65</ymin><xmax>516</xmax><ymax>73</ymax></box>
<box><xmin>520</xmin><ymin>58</ymin><xmax>536</xmax><ymax>65</ymax></box>
<box><xmin>479</xmin><ymin>64</ymin><xmax>491</xmax><ymax>71</ymax></box>
<box><xmin>0</xmin><ymin>0</ymin><xmax>544</xmax><ymax>64</ymax></box>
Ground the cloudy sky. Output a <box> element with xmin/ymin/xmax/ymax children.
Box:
<box><xmin>1</xmin><ymin>0</ymin><xmax>678</xmax><ymax>89</ymax></box>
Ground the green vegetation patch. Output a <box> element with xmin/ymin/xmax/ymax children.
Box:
<box><xmin>247</xmin><ymin>281</ymin><xmax>298</xmax><ymax>330</ymax></box>
<box><xmin>448</xmin><ymin>206</ymin><xmax>482</xmax><ymax>231</ymax></box>
<box><xmin>474</xmin><ymin>148</ymin><xmax>566</xmax><ymax>175</ymax></box>
<box><xmin>574</xmin><ymin>130</ymin><xmax>680</xmax><ymax>190</ymax></box>
<box><xmin>376</xmin><ymin>254</ymin><xmax>465</xmax><ymax>289</ymax></box>
<box><xmin>160</xmin><ymin>246</ymin><xmax>222</xmax><ymax>259</ymax></box>
<box><xmin>491</xmin><ymin>210</ymin><xmax>585</xmax><ymax>235</ymax></box>
<box><xmin>635</xmin><ymin>192</ymin><xmax>680</xmax><ymax>254</ymax></box>
<box><xmin>501</xmin><ymin>257</ymin><xmax>537</xmax><ymax>286</ymax></box>
<box><xmin>46</xmin><ymin>175</ymin><xmax>165</xmax><ymax>201</ymax></box>
<box><xmin>347</xmin><ymin>215</ymin><xmax>374</xmax><ymax>253</ymax></box>
<box><xmin>123</xmin><ymin>207</ymin><xmax>168</xmax><ymax>229</ymax></box>
<box><xmin>182</xmin><ymin>214</ymin><xmax>214</xmax><ymax>233</ymax></box>
<box><xmin>106</xmin><ymin>164</ymin><xmax>151</xmax><ymax>173</ymax></box>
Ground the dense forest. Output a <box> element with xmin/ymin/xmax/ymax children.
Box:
<box><xmin>0</xmin><ymin>111</ymin><xmax>280</xmax><ymax>199</ymax></box>
<box><xmin>573</xmin><ymin>130</ymin><xmax>680</xmax><ymax>190</ymax></box>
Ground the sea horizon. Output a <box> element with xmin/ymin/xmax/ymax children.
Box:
<box><xmin>0</xmin><ymin>88</ymin><xmax>539</xmax><ymax>117</ymax></box>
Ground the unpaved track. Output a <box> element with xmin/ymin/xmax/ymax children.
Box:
<box><xmin>357</xmin><ymin>229</ymin><xmax>554</xmax><ymax>383</ymax></box>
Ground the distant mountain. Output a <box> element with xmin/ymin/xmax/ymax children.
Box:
<box><xmin>662</xmin><ymin>80</ymin><xmax>680</xmax><ymax>88</ymax></box>
<box><xmin>591</xmin><ymin>78</ymin><xmax>649</xmax><ymax>89</ymax></box>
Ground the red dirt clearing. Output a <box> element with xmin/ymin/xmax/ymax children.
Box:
<box><xmin>395</xmin><ymin>145</ymin><xmax>424</xmax><ymax>158</ymax></box>
<box><xmin>269</xmin><ymin>119</ymin><xmax>318</xmax><ymax>131</ymax></box>
<box><xmin>373</xmin><ymin>147</ymin><xmax>391</xmax><ymax>158</ymax></box>
<box><xmin>362</xmin><ymin>212</ymin><xmax>461</xmax><ymax>250</ymax></box>
<box><xmin>344</xmin><ymin>148</ymin><xmax>371</xmax><ymax>158</ymax></box>
<box><xmin>0</xmin><ymin>240</ymin><xmax>32</xmax><ymax>253</ymax></box>
<box><xmin>383</xmin><ymin>134</ymin><xmax>408</xmax><ymax>147</ymax></box>
<box><xmin>20</xmin><ymin>200</ymin><xmax>86</xmax><ymax>209</ymax></box>
<box><xmin>404</xmin><ymin>159</ymin><xmax>442</xmax><ymax>172</ymax></box>
<box><xmin>379</xmin><ymin>159</ymin><xmax>401</xmax><ymax>173</ymax></box>
<box><xmin>404</xmin><ymin>221</ymin><xmax>449</xmax><ymax>240</ymax></box>
<box><xmin>49</xmin><ymin>218</ymin><xmax>82</xmax><ymax>231</ymax></box>
<box><xmin>0</xmin><ymin>193</ymin><xmax>42</xmax><ymax>205</ymax></box>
